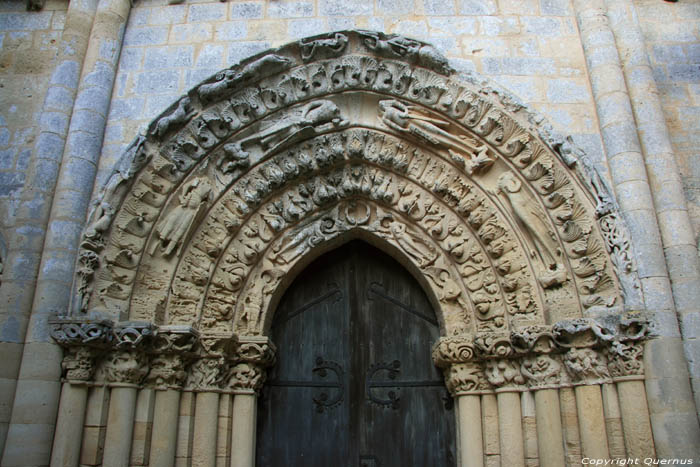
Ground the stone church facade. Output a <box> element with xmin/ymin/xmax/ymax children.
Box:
<box><xmin>0</xmin><ymin>1</ymin><xmax>699</xmax><ymax>466</ymax></box>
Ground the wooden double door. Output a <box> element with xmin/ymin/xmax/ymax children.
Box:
<box><xmin>256</xmin><ymin>241</ymin><xmax>456</xmax><ymax>466</ymax></box>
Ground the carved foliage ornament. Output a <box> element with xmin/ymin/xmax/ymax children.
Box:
<box><xmin>72</xmin><ymin>31</ymin><xmax>635</xmax><ymax>342</ymax></box>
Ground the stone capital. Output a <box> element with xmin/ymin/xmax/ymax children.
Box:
<box><xmin>520</xmin><ymin>353</ymin><xmax>562</xmax><ymax>390</ymax></box>
<box><xmin>50</xmin><ymin>318</ymin><xmax>114</xmax><ymax>347</ymax></box>
<box><xmin>236</xmin><ymin>335</ymin><xmax>276</xmax><ymax>366</ymax></box>
<box><xmin>61</xmin><ymin>346</ymin><xmax>102</xmax><ymax>383</ymax></box>
<box><xmin>552</xmin><ymin>318</ymin><xmax>613</xmax><ymax>349</ymax></box>
<box><xmin>101</xmin><ymin>349</ymin><xmax>150</xmax><ymax>386</ymax></box>
<box><xmin>432</xmin><ymin>336</ymin><xmax>475</xmax><ymax>367</ymax></box>
<box><xmin>474</xmin><ymin>332</ymin><xmax>516</xmax><ymax>359</ymax></box>
<box><xmin>511</xmin><ymin>325</ymin><xmax>558</xmax><ymax>354</ymax></box>
<box><xmin>484</xmin><ymin>358</ymin><xmax>526</xmax><ymax>391</ymax></box>
<box><xmin>442</xmin><ymin>361</ymin><xmax>491</xmax><ymax>396</ymax></box>
<box><xmin>563</xmin><ymin>347</ymin><xmax>611</xmax><ymax>385</ymax></box>
<box><xmin>226</xmin><ymin>336</ymin><xmax>276</xmax><ymax>394</ymax></box>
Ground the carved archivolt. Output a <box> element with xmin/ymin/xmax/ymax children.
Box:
<box><xmin>69</xmin><ymin>31</ymin><xmax>639</xmax><ymax>342</ymax></box>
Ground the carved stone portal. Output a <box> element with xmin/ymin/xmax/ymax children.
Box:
<box><xmin>66</xmin><ymin>30</ymin><xmax>639</xmax><ymax>346</ymax></box>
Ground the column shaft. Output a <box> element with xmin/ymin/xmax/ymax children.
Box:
<box><xmin>496</xmin><ymin>392</ymin><xmax>524</xmax><ymax>467</ymax></box>
<box><xmin>560</xmin><ymin>387</ymin><xmax>582</xmax><ymax>465</ymax></box>
<box><xmin>49</xmin><ymin>383</ymin><xmax>89</xmax><ymax>467</ymax></box>
<box><xmin>534</xmin><ymin>389</ymin><xmax>565</xmax><ymax>467</ymax></box>
<box><xmin>617</xmin><ymin>380</ymin><xmax>656</xmax><ymax>459</ymax></box>
<box><xmin>150</xmin><ymin>389</ymin><xmax>181</xmax><ymax>467</ymax></box>
<box><xmin>102</xmin><ymin>387</ymin><xmax>138</xmax><ymax>467</ymax></box>
<box><xmin>481</xmin><ymin>394</ymin><xmax>500</xmax><ymax>466</ymax></box>
<box><xmin>601</xmin><ymin>383</ymin><xmax>625</xmax><ymax>458</ymax></box>
<box><xmin>457</xmin><ymin>395</ymin><xmax>483</xmax><ymax>467</ymax></box>
<box><xmin>192</xmin><ymin>392</ymin><xmax>220</xmax><ymax>467</ymax></box>
<box><xmin>231</xmin><ymin>393</ymin><xmax>258</xmax><ymax>467</ymax></box>
<box><xmin>575</xmin><ymin>385</ymin><xmax>610</xmax><ymax>459</ymax></box>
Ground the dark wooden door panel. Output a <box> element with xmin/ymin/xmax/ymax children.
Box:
<box><xmin>256</xmin><ymin>241</ymin><xmax>456</xmax><ymax>467</ymax></box>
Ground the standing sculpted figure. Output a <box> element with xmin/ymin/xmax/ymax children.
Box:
<box><xmin>378</xmin><ymin>99</ymin><xmax>493</xmax><ymax>173</ymax></box>
<box><xmin>496</xmin><ymin>172</ymin><xmax>566</xmax><ymax>287</ymax></box>
<box><xmin>149</xmin><ymin>178</ymin><xmax>212</xmax><ymax>257</ymax></box>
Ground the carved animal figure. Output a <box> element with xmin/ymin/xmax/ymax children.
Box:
<box><xmin>198</xmin><ymin>55</ymin><xmax>293</xmax><ymax>105</ymax></box>
<box><xmin>359</xmin><ymin>31</ymin><xmax>452</xmax><ymax>75</ymax></box>
<box><xmin>300</xmin><ymin>32</ymin><xmax>349</xmax><ymax>61</ymax></box>
<box><xmin>150</xmin><ymin>97</ymin><xmax>195</xmax><ymax>140</ymax></box>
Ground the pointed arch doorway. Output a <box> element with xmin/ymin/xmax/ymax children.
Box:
<box><xmin>256</xmin><ymin>240</ymin><xmax>457</xmax><ymax>466</ymax></box>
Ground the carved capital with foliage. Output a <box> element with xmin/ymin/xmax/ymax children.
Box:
<box><xmin>520</xmin><ymin>354</ymin><xmax>562</xmax><ymax>390</ymax></box>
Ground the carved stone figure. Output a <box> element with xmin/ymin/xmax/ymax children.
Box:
<box><xmin>198</xmin><ymin>54</ymin><xmax>293</xmax><ymax>104</ymax></box>
<box><xmin>234</xmin><ymin>100</ymin><xmax>348</xmax><ymax>154</ymax></box>
<box><xmin>300</xmin><ymin>32</ymin><xmax>348</xmax><ymax>61</ymax></box>
<box><xmin>496</xmin><ymin>171</ymin><xmax>567</xmax><ymax>288</ymax></box>
<box><xmin>359</xmin><ymin>31</ymin><xmax>452</xmax><ymax>75</ymax></box>
<box><xmin>378</xmin><ymin>99</ymin><xmax>493</xmax><ymax>173</ymax></box>
<box><xmin>149</xmin><ymin>178</ymin><xmax>212</xmax><ymax>257</ymax></box>
<box><xmin>149</xmin><ymin>96</ymin><xmax>196</xmax><ymax>140</ymax></box>
<box><xmin>84</xmin><ymin>202</ymin><xmax>115</xmax><ymax>244</ymax></box>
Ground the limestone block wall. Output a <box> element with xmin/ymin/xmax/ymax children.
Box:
<box><xmin>634</xmin><ymin>0</ymin><xmax>700</xmax><ymax>244</ymax></box>
<box><xmin>0</xmin><ymin>0</ymin><xmax>67</xmax><ymax>260</ymax></box>
<box><xmin>0</xmin><ymin>0</ymin><xmax>67</xmax><ymax>454</ymax></box>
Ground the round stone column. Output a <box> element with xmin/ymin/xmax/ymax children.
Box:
<box><xmin>146</xmin><ymin>327</ymin><xmax>198</xmax><ymax>467</ymax></box>
<box><xmin>102</xmin><ymin>349</ymin><xmax>149</xmax><ymax>467</ymax></box>
<box><xmin>229</xmin><ymin>337</ymin><xmax>275</xmax><ymax>467</ymax></box>
<box><xmin>433</xmin><ymin>337</ymin><xmax>488</xmax><ymax>467</ymax></box>
<box><xmin>521</xmin><ymin>353</ymin><xmax>566</xmax><ymax>467</ymax></box>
